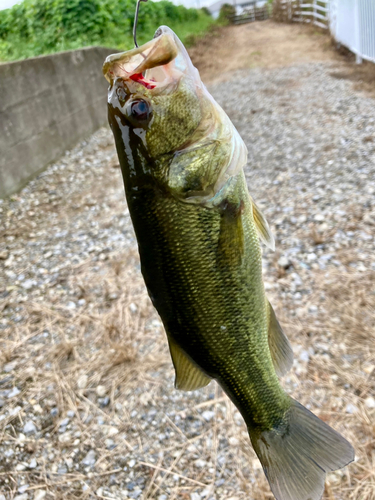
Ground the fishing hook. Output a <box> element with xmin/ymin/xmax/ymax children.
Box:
<box><xmin>133</xmin><ymin>0</ymin><xmax>148</xmax><ymax>48</ymax></box>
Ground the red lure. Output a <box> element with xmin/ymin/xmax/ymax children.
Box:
<box><xmin>130</xmin><ymin>73</ymin><xmax>156</xmax><ymax>89</ymax></box>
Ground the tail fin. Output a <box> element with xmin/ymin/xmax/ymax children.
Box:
<box><xmin>248</xmin><ymin>398</ymin><xmax>354</xmax><ymax>500</ymax></box>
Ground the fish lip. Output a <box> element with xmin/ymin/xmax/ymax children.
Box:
<box><xmin>102</xmin><ymin>29</ymin><xmax>179</xmax><ymax>90</ymax></box>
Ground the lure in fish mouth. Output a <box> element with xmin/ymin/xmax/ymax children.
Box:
<box><xmin>103</xmin><ymin>26</ymin><xmax>354</xmax><ymax>500</ymax></box>
<box><xmin>103</xmin><ymin>26</ymin><xmax>249</xmax><ymax>207</ymax></box>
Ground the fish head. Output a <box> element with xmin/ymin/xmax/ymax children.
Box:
<box><xmin>104</xmin><ymin>26</ymin><xmax>247</xmax><ymax>202</ymax></box>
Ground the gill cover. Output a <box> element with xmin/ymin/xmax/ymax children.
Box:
<box><xmin>103</xmin><ymin>26</ymin><xmax>248</xmax><ymax>206</ymax></box>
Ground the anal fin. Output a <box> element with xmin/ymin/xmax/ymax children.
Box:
<box><xmin>168</xmin><ymin>340</ymin><xmax>211</xmax><ymax>391</ymax></box>
<box><xmin>267</xmin><ymin>301</ymin><xmax>293</xmax><ymax>377</ymax></box>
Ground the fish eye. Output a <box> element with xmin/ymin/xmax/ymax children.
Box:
<box><xmin>126</xmin><ymin>98</ymin><xmax>152</xmax><ymax>127</ymax></box>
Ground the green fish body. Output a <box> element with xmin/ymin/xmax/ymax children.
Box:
<box><xmin>103</xmin><ymin>26</ymin><xmax>354</xmax><ymax>500</ymax></box>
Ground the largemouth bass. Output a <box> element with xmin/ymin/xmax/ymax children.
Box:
<box><xmin>103</xmin><ymin>26</ymin><xmax>354</xmax><ymax>500</ymax></box>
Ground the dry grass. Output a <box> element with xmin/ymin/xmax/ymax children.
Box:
<box><xmin>1</xmin><ymin>237</ymin><xmax>374</xmax><ymax>498</ymax></box>
<box><xmin>1</xmin><ymin>20</ymin><xmax>375</xmax><ymax>500</ymax></box>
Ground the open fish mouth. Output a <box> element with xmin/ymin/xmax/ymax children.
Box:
<box><xmin>103</xmin><ymin>26</ymin><xmax>196</xmax><ymax>92</ymax></box>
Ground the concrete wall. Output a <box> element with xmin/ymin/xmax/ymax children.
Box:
<box><xmin>0</xmin><ymin>46</ymin><xmax>117</xmax><ymax>198</ymax></box>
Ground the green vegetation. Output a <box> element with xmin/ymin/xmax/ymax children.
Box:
<box><xmin>0</xmin><ymin>0</ymin><xmax>214</xmax><ymax>62</ymax></box>
<box><xmin>218</xmin><ymin>3</ymin><xmax>236</xmax><ymax>23</ymax></box>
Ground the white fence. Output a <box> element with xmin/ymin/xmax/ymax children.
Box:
<box><xmin>274</xmin><ymin>0</ymin><xmax>375</xmax><ymax>64</ymax></box>
<box><xmin>330</xmin><ymin>0</ymin><xmax>375</xmax><ymax>63</ymax></box>
<box><xmin>296</xmin><ymin>0</ymin><xmax>329</xmax><ymax>30</ymax></box>
<box><xmin>273</xmin><ymin>0</ymin><xmax>329</xmax><ymax>28</ymax></box>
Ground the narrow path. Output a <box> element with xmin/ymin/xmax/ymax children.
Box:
<box><xmin>0</xmin><ymin>21</ymin><xmax>374</xmax><ymax>500</ymax></box>
<box><xmin>189</xmin><ymin>20</ymin><xmax>341</xmax><ymax>83</ymax></box>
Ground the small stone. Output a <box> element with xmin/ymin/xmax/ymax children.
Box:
<box><xmin>4</xmin><ymin>254</ymin><xmax>14</xmax><ymax>267</ymax></box>
<box><xmin>16</xmin><ymin>463</ymin><xmax>27</xmax><ymax>471</ymax></box>
<box><xmin>77</xmin><ymin>374</ymin><xmax>88</xmax><ymax>389</ymax></box>
<box><xmin>96</xmin><ymin>385</ymin><xmax>107</xmax><ymax>397</ymax></box>
<box><xmin>105</xmin><ymin>438</ymin><xmax>115</xmax><ymax>449</ymax></box>
<box><xmin>365</xmin><ymin>396</ymin><xmax>375</xmax><ymax>409</ymax></box>
<box><xmin>345</xmin><ymin>404</ymin><xmax>358</xmax><ymax>414</ymax></box>
<box><xmin>202</xmin><ymin>410</ymin><xmax>215</xmax><ymax>422</ymax></box>
<box><xmin>99</xmin><ymin>396</ymin><xmax>110</xmax><ymax>407</ymax></box>
<box><xmin>67</xmin><ymin>410</ymin><xmax>75</xmax><ymax>418</ymax></box>
<box><xmin>278</xmin><ymin>256</ymin><xmax>291</xmax><ymax>269</ymax></box>
<box><xmin>299</xmin><ymin>350</ymin><xmax>310</xmax><ymax>362</ymax></box>
<box><xmin>228</xmin><ymin>436</ymin><xmax>239</xmax><ymax>446</ymax></box>
<box><xmin>34</xmin><ymin>491</ymin><xmax>46</xmax><ymax>500</ymax></box>
<box><xmin>14</xmin><ymin>495</ymin><xmax>28</xmax><ymax>500</ymax></box>
<box><xmin>190</xmin><ymin>493</ymin><xmax>201</xmax><ymax>500</ymax></box>
<box><xmin>23</xmin><ymin>420</ymin><xmax>37</xmax><ymax>434</ymax></box>
<box><xmin>314</xmin><ymin>214</ymin><xmax>325</xmax><ymax>222</ymax></box>
<box><xmin>4</xmin><ymin>361</ymin><xmax>17</xmax><ymax>372</ymax></box>
<box><xmin>306</xmin><ymin>252</ymin><xmax>317</xmax><ymax>262</ymax></box>
<box><xmin>10</xmin><ymin>406</ymin><xmax>21</xmax><ymax>416</ymax></box>
<box><xmin>129</xmin><ymin>302</ymin><xmax>138</xmax><ymax>313</ymax></box>
<box><xmin>106</xmin><ymin>426</ymin><xmax>119</xmax><ymax>436</ymax></box>
<box><xmin>28</xmin><ymin>458</ymin><xmax>37</xmax><ymax>469</ymax></box>
<box><xmin>59</xmin><ymin>417</ymin><xmax>70</xmax><ymax>427</ymax></box>
<box><xmin>58</xmin><ymin>432</ymin><xmax>72</xmax><ymax>443</ymax></box>
<box><xmin>22</xmin><ymin>279</ymin><xmax>35</xmax><ymax>290</ymax></box>
<box><xmin>66</xmin><ymin>301</ymin><xmax>76</xmax><ymax>309</ymax></box>
<box><xmin>82</xmin><ymin>449</ymin><xmax>96</xmax><ymax>466</ymax></box>
<box><xmin>194</xmin><ymin>459</ymin><xmax>207</xmax><ymax>468</ymax></box>
<box><xmin>0</xmin><ymin>250</ymin><xmax>9</xmax><ymax>260</ymax></box>
<box><xmin>7</xmin><ymin>386</ymin><xmax>21</xmax><ymax>398</ymax></box>
<box><xmin>18</xmin><ymin>485</ymin><xmax>29</xmax><ymax>494</ymax></box>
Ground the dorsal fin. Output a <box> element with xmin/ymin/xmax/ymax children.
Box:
<box><xmin>267</xmin><ymin>301</ymin><xmax>293</xmax><ymax>377</ymax></box>
<box><xmin>251</xmin><ymin>197</ymin><xmax>275</xmax><ymax>251</ymax></box>
<box><xmin>168</xmin><ymin>339</ymin><xmax>212</xmax><ymax>391</ymax></box>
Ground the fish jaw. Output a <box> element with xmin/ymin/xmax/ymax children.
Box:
<box><xmin>103</xmin><ymin>26</ymin><xmax>200</xmax><ymax>96</ymax></box>
<box><xmin>104</xmin><ymin>26</ymin><xmax>248</xmax><ymax>205</ymax></box>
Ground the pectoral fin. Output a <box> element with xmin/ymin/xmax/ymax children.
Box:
<box><xmin>268</xmin><ymin>301</ymin><xmax>293</xmax><ymax>377</ymax></box>
<box><xmin>251</xmin><ymin>197</ymin><xmax>275</xmax><ymax>251</ymax></box>
<box><xmin>168</xmin><ymin>340</ymin><xmax>211</xmax><ymax>391</ymax></box>
<box><xmin>217</xmin><ymin>199</ymin><xmax>245</xmax><ymax>266</ymax></box>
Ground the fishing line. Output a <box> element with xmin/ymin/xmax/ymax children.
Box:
<box><xmin>133</xmin><ymin>0</ymin><xmax>148</xmax><ymax>48</ymax></box>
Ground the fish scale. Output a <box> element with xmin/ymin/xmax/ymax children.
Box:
<box><xmin>104</xmin><ymin>24</ymin><xmax>354</xmax><ymax>500</ymax></box>
<box><xmin>125</xmin><ymin>171</ymin><xmax>289</xmax><ymax>429</ymax></box>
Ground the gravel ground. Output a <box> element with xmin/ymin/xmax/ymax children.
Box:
<box><xmin>1</xmin><ymin>53</ymin><xmax>375</xmax><ymax>499</ymax></box>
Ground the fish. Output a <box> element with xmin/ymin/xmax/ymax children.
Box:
<box><xmin>103</xmin><ymin>26</ymin><xmax>354</xmax><ymax>500</ymax></box>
